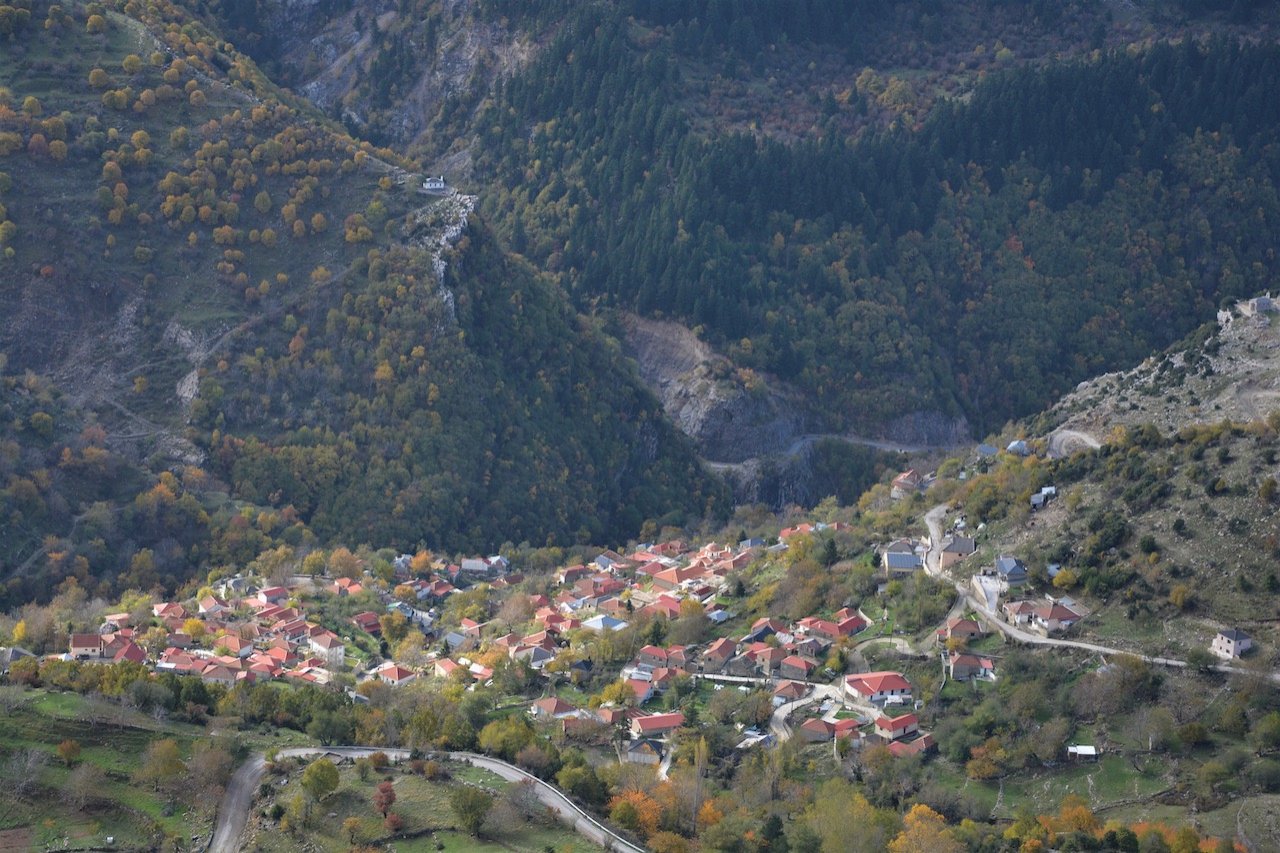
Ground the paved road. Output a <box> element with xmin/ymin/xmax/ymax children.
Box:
<box><xmin>921</xmin><ymin>504</ymin><xmax>1278</xmax><ymax>683</ymax></box>
<box><xmin>210</xmin><ymin>747</ymin><xmax>644</xmax><ymax>853</ymax></box>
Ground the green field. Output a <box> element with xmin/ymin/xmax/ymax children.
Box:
<box><xmin>247</xmin><ymin>759</ymin><xmax>599</xmax><ymax>852</ymax></box>
<box><xmin>0</xmin><ymin>688</ymin><xmax>230</xmax><ymax>851</ymax></box>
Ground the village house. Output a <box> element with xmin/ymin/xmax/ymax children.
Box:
<box><xmin>701</xmin><ymin>637</ymin><xmax>737</xmax><ymax>673</ymax></box>
<box><xmin>743</xmin><ymin>617</ymin><xmax>790</xmax><ymax>643</ymax></box>
<box><xmin>308</xmin><ymin>630</ymin><xmax>345</xmax><ymax>666</ymax></box>
<box><xmin>993</xmin><ymin>555</ymin><xmax>1029</xmax><ymax>586</ymax></box>
<box><xmin>372</xmin><ymin>662</ymin><xmax>417</xmax><ymax>687</ymax></box>
<box><xmin>198</xmin><ymin>595</ymin><xmax>229</xmax><ymax>617</ymax></box>
<box><xmin>779</xmin><ymin>523</ymin><xmax>815</xmax><ymax>540</ymax></box>
<box><xmin>939</xmin><ymin>536</ymin><xmax>976</xmax><ymax>569</ymax></box>
<box><xmin>794</xmin><ymin>616</ymin><xmax>842</xmax><ymax>643</ymax></box>
<box><xmin>948</xmin><ymin>652</ymin><xmax>996</xmax><ymax>681</ymax></box>
<box><xmin>1211</xmin><ymin>628</ymin><xmax>1253</xmax><ymax>659</ymax></box>
<box><xmin>69</xmin><ymin>633</ymin><xmax>104</xmax><ymax>660</ymax></box>
<box><xmin>845</xmin><ymin>671</ymin><xmax>913</xmax><ymax>705</ymax></box>
<box><xmin>874</xmin><ymin>712</ymin><xmax>920</xmax><ymax>742</ymax></box>
<box><xmin>890</xmin><ymin>469</ymin><xmax>924</xmax><ymax>500</ymax></box>
<box><xmin>627</xmin><ymin>678</ymin><xmax>655</xmax><ymax>705</ymax></box>
<box><xmin>881</xmin><ymin>538</ymin><xmax>926</xmax><ymax>575</ymax></box>
<box><xmin>1030</xmin><ymin>486</ymin><xmax>1057</xmax><ymax>511</ymax></box>
<box><xmin>936</xmin><ymin>616</ymin><xmax>983</xmax><ymax>644</ymax></box>
<box><xmin>433</xmin><ymin>658</ymin><xmax>462</xmax><ymax>680</ymax></box>
<box><xmin>1032</xmin><ymin>601</ymin><xmax>1082</xmax><ymax>634</ymax></box>
<box><xmin>351</xmin><ymin>611</ymin><xmax>382</xmax><ymax>634</ymax></box>
<box><xmin>630</xmin><ymin>711</ymin><xmax>685</xmax><ymax>739</ymax></box>
<box><xmin>780</xmin><ymin>654</ymin><xmax>817</xmax><ymax>681</ymax></box>
<box><xmin>530</xmin><ymin>696</ymin><xmax>580</xmax><ymax>720</ymax></box>
<box><xmin>257</xmin><ymin>586</ymin><xmax>289</xmax><ymax>605</ymax></box>
<box><xmin>1002</xmin><ymin>600</ymin><xmax>1037</xmax><ymax>626</ymax></box>
<box><xmin>624</xmin><ymin>739</ymin><xmax>664</xmax><ymax>765</ymax></box>
<box><xmin>797</xmin><ymin>717</ymin><xmax>862</xmax><ymax>744</ymax></box>
<box><xmin>887</xmin><ymin>733</ymin><xmax>936</xmax><ymax>758</ymax></box>
<box><xmin>834</xmin><ymin>607</ymin><xmax>869</xmax><ymax>636</ymax></box>
<box><xmin>773</xmin><ymin>680</ymin><xmax>810</xmax><ymax>703</ymax></box>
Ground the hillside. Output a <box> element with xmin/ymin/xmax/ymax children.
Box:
<box><xmin>0</xmin><ymin>0</ymin><xmax>724</xmax><ymax>605</ymax></box>
<box><xmin>221</xmin><ymin>0</ymin><xmax>1280</xmax><ymax>450</ymax></box>
<box><xmin>925</xmin><ymin>311</ymin><xmax>1280</xmax><ymax>660</ymax></box>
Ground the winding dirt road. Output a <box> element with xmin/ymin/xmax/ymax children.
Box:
<box><xmin>210</xmin><ymin>747</ymin><xmax>644</xmax><ymax>853</ymax></box>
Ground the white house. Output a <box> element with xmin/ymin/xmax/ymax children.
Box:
<box><xmin>1211</xmin><ymin>628</ymin><xmax>1253</xmax><ymax>659</ymax></box>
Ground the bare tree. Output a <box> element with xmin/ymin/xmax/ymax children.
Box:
<box><xmin>0</xmin><ymin>685</ymin><xmax>27</xmax><ymax>713</ymax></box>
<box><xmin>1</xmin><ymin>749</ymin><xmax>48</xmax><ymax>800</ymax></box>
<box><xmin>68</xmin><ymin>763</ymin><xmax>108</xmax><ymax>811</ymax></box>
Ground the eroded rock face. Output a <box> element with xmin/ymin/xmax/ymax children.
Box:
<box><xmin>260</xmin><ymin>0</ymin><xmax>533</xmax><ymax>162</ymax></box>
<box><xmin>620</xmin><ymin>314</ymin><xmax>807</xmax><ymax>464</ymax></box>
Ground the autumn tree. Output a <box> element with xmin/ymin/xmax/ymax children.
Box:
<box><xmin>134</xmin><ymin>738</ymin><xmax>185</xmax><ymax>792</ymax></box>
<box><xmin>450</xmin><ymin>786</ymin><xmax>492</xmax><ymax>836</ymax></box>
<box><xmin>56</xmin><ymin>738</ymin><xmax>81</xmax><ymax>766</ymax></box>
<box><xmin>888</xmin><ymin>804</ymin><xmax>963</xmax><ymax>853</ymax></box>
<box><xmin>301</xmin><ymin>757</ymin><xmax>339</xmax><ymax>802</ymax></box>
<box><xmin>373</xmin><ymin>779</ymin><xmax>396</xmax><ymax>817</ymax></box>
<box><xmin>609</xmin><ymin>790</ymin><xmax>663</xmax><ymax>838</ymax></box>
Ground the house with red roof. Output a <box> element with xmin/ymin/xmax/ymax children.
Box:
<box><xmin>433</xmin><ymin>658</ymin><xmax>462</xmax><ymax>680</ymax></box>
<box><xmin>779</xmin><ymin>523</ymin><xmax>815</xmax><ymax>540</ymax></box>
<box><xmin>936</xmin><ymin>616</ymin><xmax>983</xmax><ymax>644</ymax></box>
<box><xmin>874</xmin><ymin>712</ymin><xmax>919</xmax><ymax>741</ymax></box>
<box><xmin>701</xmin><ymin>637</ymin><xmax>737</xmax><ymax>673</ymax></box>
<box><xmin>351</xmin><ymin>611</ymin><xmax>382</xmax><ymax>634</ymax></box>
<box><xmin>780</xmin><ymin>655</ymin><xmax>817</xmax><ymax>681</ymax></box>
<box><xmin>798</xmin><ymin>717</ymin><xmax>863</xmax><ymax>744</ymax></box>
<box><xmin>845</xmin><ymin>671</ymin><xmax>913</xmax><ymax>705</ymax></box>
<box><xmin>642</xmin><ymin>596</ymin><xmax>683</xmax><ymax>620</ymax></box>
<box><xmin>887</xmin><ymin>733</ymin><xmax>936</xmax><ymax>758</ymax></box>
<box><xmin>198</xmin><ymin>595</ymin><xmax>229</xmax><ymax>617</ymax></box>
<box><xmin>69</xmin><ymin>633</ymin><xmax>104</xmax><ymax>660</ymax></box>
<box><xmin>948</xmin><ymin>652</ymin><xmax>996</xmax><ymax>681</ymax></box>
<box><xmin>630</xmin><ymin>711</ymin><xmax>685</xmax><ymax>738</ymax></box>
<box><xmin>627</xmin><ymin>678</ymin><xmax>655</xmax><ymax>705</ymax></box>
<box><xmin>773</xmin><ymin>680</ymin><xmax>810</xmax><ymax>702</ymax></box>
<box><xmin>213</xmin><ymin>634</ymin><xmax>252</xmax><ymax>658</ymax></box>
<box><xmin>795</xmin><ymin>617</ymin><xmax>842</xmax><ymax>642</ymax></box>
<box><xmin>113</xmin><ymin>641</ymin><xmax>147</xmax><ymax>664</ymax></box>
<box><xmin>890</xmin><ymin>469</ymin><xmax>924</xmax><ymax>499</ymax></box>
<box><xmin>530</xmin><ymin>696</ymin><xmax>579</xmax><ymax>720</ymax></box>
<box><xmin>372</xmin><ymin>662</ymin><xmax>418</xmax><ymax>687</ymax></box>
<box><xmin>1002</xmin><ymin>600</ymin><xmax>1037</xmax><ymax>626</ymax></box>
<box><xmin>834</xmin><ymin>607</ymin><xmax>869</xmax><ymax>636</ymax></box>
<box><xmin>1033</xmin><ymin>602</ymin><xmax>1083</xmax><ymax>634</ymax></box>
<box><xmin>332</xmin><ymin>577</ymin><xmax>364</xmax><ymax>597</ymax></box>
<box><xmin>153</xmin><ymin>602</ymin><xmax>189</xmax><ymax>620</ymax></box>
<box><xmin>308</xmin><ymin>631</ymin><xmax>344</xmax><ymax>665</ymax></box>
<box><xmin>257</xmin><ymin>586</ymin><xmax>289</xmax><ymax>605</ymax></box>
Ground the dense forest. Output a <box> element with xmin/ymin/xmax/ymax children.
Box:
<box><xmin>467</xmin><ymin>4</ymin><xmax>1280</xmax><ymax>436</ymax></box>
<box><xmin>204</xmin><ymin>222</ymin><xmax>724</xmax><ymax>552</ymax></box>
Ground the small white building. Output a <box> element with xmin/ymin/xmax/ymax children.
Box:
<box><xmin>1211</xmin><ymin>628</ymin><xmax>1253</xmax><ymax>660</ymax></box>
<box><xmin>423</xmin><ymin>175</ymin><xmax>447</xmax><ymax>193</ymax></box>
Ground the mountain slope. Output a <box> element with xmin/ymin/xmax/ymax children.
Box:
<box><xmin>244</xmin><ymin>1</ymin><xmax>1280</xmax><ymax>446</ymax></box>
<box><xmin>0</xmin><ymin>0</ymin><xmax>724</xmax><ymax>601</ymax></box>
